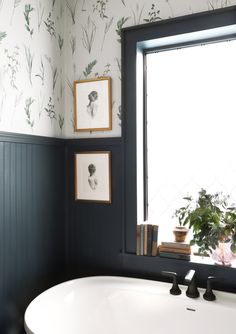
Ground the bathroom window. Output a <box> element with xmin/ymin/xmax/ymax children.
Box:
<box><xmin>122</xmin><ymin>6</ymin><xmax>236</xmax><ymax>255</ymax></box>
<box><xmin>145</xmin><ymin>39</ymin><xmax>236</xmax><ymax>243</ymax></box>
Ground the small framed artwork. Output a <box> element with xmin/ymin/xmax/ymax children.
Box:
<box><xmin>75</xmin><ymin>151</ymin><xmax>111</xmax><ymax>203</ymax></box>
<box><xmin>74</xmin><ymin>77</ymin><xmax>112</xmax><ymax>132</ymax></box>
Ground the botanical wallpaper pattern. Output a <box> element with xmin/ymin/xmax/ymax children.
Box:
<box><xmin>0</xmin><ymin>0</ymin><xmax>235</xmax><ymax>138</ymax></box>
<box><xmin>0</xmin><ymin>0</ymin><xmax>64</xmax><ymax>137</ymax></box>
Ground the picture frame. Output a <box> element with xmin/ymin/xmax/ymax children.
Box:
<box><xmin>75</xmin><ymin>151</ymin><xmax>111</xmax><ymax>203</ymax></box>
<box><xmin>74</xmin><ymin>77</ymin><xmax>112</xmax><ymax>132</ymax></box>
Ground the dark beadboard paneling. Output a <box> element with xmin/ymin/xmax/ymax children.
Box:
<box><xmin>0</xmin><ymin>132</ymin><xmax>66</xmax><ymax>334</ymax></box>
<box><xmin>65</xmin><ymin>138</ymin><xmax>124</xmax><ymax>278</ymax></box>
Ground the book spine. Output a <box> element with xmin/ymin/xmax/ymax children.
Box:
<box><xmin>140</xmin><ymin>224</ymin><xmax>144</xmax><ymax>256</ymax></box>
<box><xmin>136</xmin><ymin>225</ymin><xmax>141</xmax><ymax>255</ymax></box>
<box><xmin>151</xmin><ymin>225</ymin><xmax>158</xmax><ymax>256</ymax></box>
<box><xmin>159</xmin><ymin>245</ymin><xmax>191</xmax><ymax>255</ymax></box>
<box><xmin>143</xmin><ymin>224</ymin><xmax>148</xmax><ymax>255</ymax></box>
<box><xmin>161</xmin><ymin>241</ymin><xmax>190</xmax><ymax>249</ymax></box>
<box><xmin>147</xmin><ymin>224</ymin><xmax>153</xmax><ymax>256</ymax></box>
<box><xmin>159</xmin><ymin>252</ymin><xmax>190</xmax><ymax>261</ymax></box>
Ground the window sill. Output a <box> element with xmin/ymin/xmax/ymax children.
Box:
<box><xmin>121</xmin><ymin>252</ymin><xmax>236</xmax><ymax>269</ymax></box>
<box><xmin>119</xmin><ymin>252</ymin><xmax>236</xmax><ymax>293</ymax></box>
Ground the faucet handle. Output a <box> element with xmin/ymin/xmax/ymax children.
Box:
<box><xmin>161</xmin><ymin>271</ymin><xmax>181</xmax><ymax>295</ymax></box>
<box><xmin>203</xmin><ymin>276</ymin><xmax>216</xmax><ymax>301</ymax></box>
<box><xmin>185</xmin><ymin>269</ymin><xmax>199</xmax><ymax>298</ymax></box>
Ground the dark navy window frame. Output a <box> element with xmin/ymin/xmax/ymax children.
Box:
<box><xmin>121</xmin><ymin>6</ymin><xmax>236</xmax><ymax>291</ymax></box>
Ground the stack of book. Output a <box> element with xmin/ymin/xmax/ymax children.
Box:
<box><xmin>136</xmin><ymin>224</ymin><xmax>159</xmax><ymax>256</ymax></box>
<box><xmin>158</xmin><ymin>241</ymin><xmax>191</xmax><ymax>261</ymax></box>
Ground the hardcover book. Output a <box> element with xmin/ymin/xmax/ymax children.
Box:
<box><xmin>159</xmin><ymin>245</ymin><xmax>191</xmax><ymax>255</ymax></box>
<box><xmin>136</xmin><ymin>225</ymin><xmax>141</xmax><ymax>255</ymax></box>
<box><xmin>140</xmin><ymin>224</ymin><xmax>144</xmax><ymax>256</ymax></box>
<box><xmin>161</xmin><ymin>241</ymin><xmax>191</xmax><ymax>250</ymax></box>
<box><xmin>143</xmin><ymin>224</ymin><xmax>148</xmax><ymax>255</ymax></box>
<box><xmin>147</xmin><ymin>224</ymin><xmax>153</xmax><ymax>256</ymax></box>
<box><xmin>151</xmin><ymin>225</ymin><xmax>159</xmax><ymax>256</ymax></box>
<box><xmin>159</xmin><ymin>252</ymin><xmax>191</xmax><ymax>261</ymax></box>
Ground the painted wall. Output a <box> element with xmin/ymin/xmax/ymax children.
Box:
<box><xmin>0</xmin><ymin>133</ymin><xmax>66</xmax><ymax>333</ymax></box>
<box><xmin>0</xmin><ymin>0</ymin><xmax>64</xmax><ymax>137</ymax></box>
<box><xmin>64</xmin><ymin>0</ymin><xmax>236</xmax><ymax>138</ymax></box>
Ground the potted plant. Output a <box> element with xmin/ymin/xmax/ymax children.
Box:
<box><xmin>173</xmin><ymin>202</ymin><xmax>191</xmax><ymax>242</ymax></box>
<box><xmin>174</xmin><ymin>189</ymin><xmax>236</xmax><ymax>265</ymax></box>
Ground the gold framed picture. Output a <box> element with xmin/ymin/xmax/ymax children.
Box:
<box><xmin>74</xmin><ymin>77</ymin><xmax>112</xmax><ymax>132</ymax></box>
<box><xmin>75</xmin><ymin>151</ymin><xmax>111</xmax><ymax>203</ymax></box>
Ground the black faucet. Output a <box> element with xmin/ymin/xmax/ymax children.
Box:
<box><xmin>185</xmin><ymin>269</ymin><xmax>199</xmax><ymax>298</ymax></box>
<box><xmin>161</xmin><ymin>271</ymin><xmax>182</xmax><ymax>295</ymax></box>
<box><xmin>203</xmin><ymin>276</ymin><xmax>216</xmax><ymax>301</ymax></box>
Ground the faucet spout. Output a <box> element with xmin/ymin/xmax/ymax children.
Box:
<box><xmin>185</xmin><ymin>270</ymin><xmax>199</xmax><ymax>298</ymax></box>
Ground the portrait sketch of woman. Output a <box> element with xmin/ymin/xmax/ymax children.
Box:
<box><xmin>75</xmin><ymin>151</ymin><xmax>111</xmax><ymax>203</ymax></box>
<box><xmin>87</xmin><ymin>91</ymin><xmax>98</xmax><ymax>118</ymax></box>
<box><xmin>74</xmin><ymin>77</ymin><xmax>112</xmax><ymax>132</ymax></box>
<box><xmin>88</xmin><ymin>163</ymin><xmax>98</xmax><ymax>190</ymax></box>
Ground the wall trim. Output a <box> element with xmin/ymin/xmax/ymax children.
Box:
<box><xmin>66</xmin><ymin>137</ymin><xmax>123</xmax><ymax>147</ymax></box>
<box><xmin>0</xmin><ymin>131</ymin><xmax>65</xmax><ymax>146</ymax></box>
<box><xmin>0</xmin><ymin>132</ymin><xmax>123</xmax><ymax>148</ymax></box>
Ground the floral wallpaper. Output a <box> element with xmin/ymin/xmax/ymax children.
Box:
<box><xmin>0</xmin><ymin>0</ymin><xmax>235</xmax><ymax>138</ymax></box>
<box><xmin>0</xmin><ymin>0</ymin><xmax>64</xmax><ymax>137</ymax></box>
<box><xmin>64</xmin><ymin>0</ymin><xmax>236</xmax><ymax>138</ymax></box>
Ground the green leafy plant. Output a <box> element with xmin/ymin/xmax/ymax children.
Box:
<box><xmin>4</xmin><ymin>46</ymin><xmax>20</xmax><ymax>90</ymax></box>
<box><xmin>83</xmin><ymin>60</ymin><xmax>97</xmax><ymax>78</ymax></box>
<box><xmin>24</xmin><ymin>4</ymin><xmax>34</xmax><ymax>37</ymax></box>
<box><xmin>116</xmin><ymin>17</ymin><xmax>129</xmax><ymax>43</ymax></box>
<box><xmin>0</xmin><ymin>31</ymin><xmax>7</xmax><ymax>44</ymax></box>
<box><xmin>101</xmin><ymin>17</ymin><xmax>113</xmax><ymax>50</ymax></box>
<box><xmin>52</xmin><ymin>0</ymin><xmax>56</xmax><ymax>10</ymax></box>
<box><xmin>25</xmin><ymin>97</ymin><xmax>35</xmax><ymax>128</ymax></box>
<box><xmin>35</xmin><ymin>56</ymin><xmax>45</xmax><ymax>85</ymax></box>
<box><xmin>143</xmin><ymin>4</ymin><xmax>161</xmax><ymax>23</ymax></box>
<box><xmin>93</xmin><ymin>0</ymin><xmax>108</xmax><ymax>20</ymax></box>
<box><xmin>95</xmin><ymin>63</ymin><xmax>110</xmax><ymax>78</ymax></box>
<box><xmin>44</xmin><ymin>12</ymin><xmax>56</xmax><ymax>37</ymax></box>
<box><xmin>45</xmin><ymin>97</ymin><xmax>56</xmax><ymax>120</ymax></box>
<box><xmin>45</xmin><ymin>55</ymin><xmax>58</xmax><ymax>92</ymax></box>
<box><xmin>131</xmin><ymin>3</ymin><xmax>144</xmax><ymax>25</ymax></box>
<box><xmin>66</xmin><ymin>0</ymin><xmax>78</xmax><ymax>24</ymax></box>
<box><xmin>58</xmin><ymin>34</ymin><xmax>64</xmax><ymax>54</ymax></box>
<box><xmin>24</xmin><ymin>46</ymin><xmax>34</xmax><ymax>85</ymax></box>
<box><xmin>81</xmin><ymin>17</ymin><xmax>96</xmax><ymax>54</ymax></box>
<box><xmin>58</xmin><ymin>114</ymin><xmax>64</xmax><ymax>131</ymax></box>
<box><xmin>70</xmin><ymin>35</ymin><xmax>76</xmax><ymax>55</ymax></box>
<box><xmin>174</xmin><ymin>189</ymin><xmax>236</xmax><ymax>255</ymax></box>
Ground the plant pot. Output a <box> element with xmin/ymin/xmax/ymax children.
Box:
<box><xmin>211</xmin><ymin>242</ymin><xmax>236</xmax><ymax>266</ymax></box>
<box><xmin>173</xmin><ymin>226</ymin><xmax>189</xmax><ymax>243</ymax></box>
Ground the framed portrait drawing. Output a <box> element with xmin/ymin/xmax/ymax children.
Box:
<box><xmin>75</xmin><ymin>151</ymin><xmax>111</xmax><ymax>203</ymax></box>
<box><xmin>74</xmin><ymin>77</ymin><xmax>112</xmax><ymax>132</ymax></box>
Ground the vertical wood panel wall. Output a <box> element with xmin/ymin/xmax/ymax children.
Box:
<box><xmin>0</xmin><ymin>133</ymin><xmax>66</xmax><ymax>334</ymax></box>
<box><xmin>65</xmin><ymin>138</ymin><xmax>124</xmax><ymax>278</ymax></box>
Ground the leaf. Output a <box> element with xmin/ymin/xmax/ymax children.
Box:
<box><xmin>83</xmin><ymin>60</ymin><xmax>97</xmax><ymax>77</ymax></box>
<box><xmin>0</xmin><ymin>31</ymin><xmax>7</xmax><ymax>43</ymax></box>
<box><xmin>230</xmin><ymin>243</ymin><xmax>236</xmax><ymax>253</ymax></box>
<box><xmin>14</xmin><ymin>0</ymin><xmax>21</xmax><ymax>8</ymax></box>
